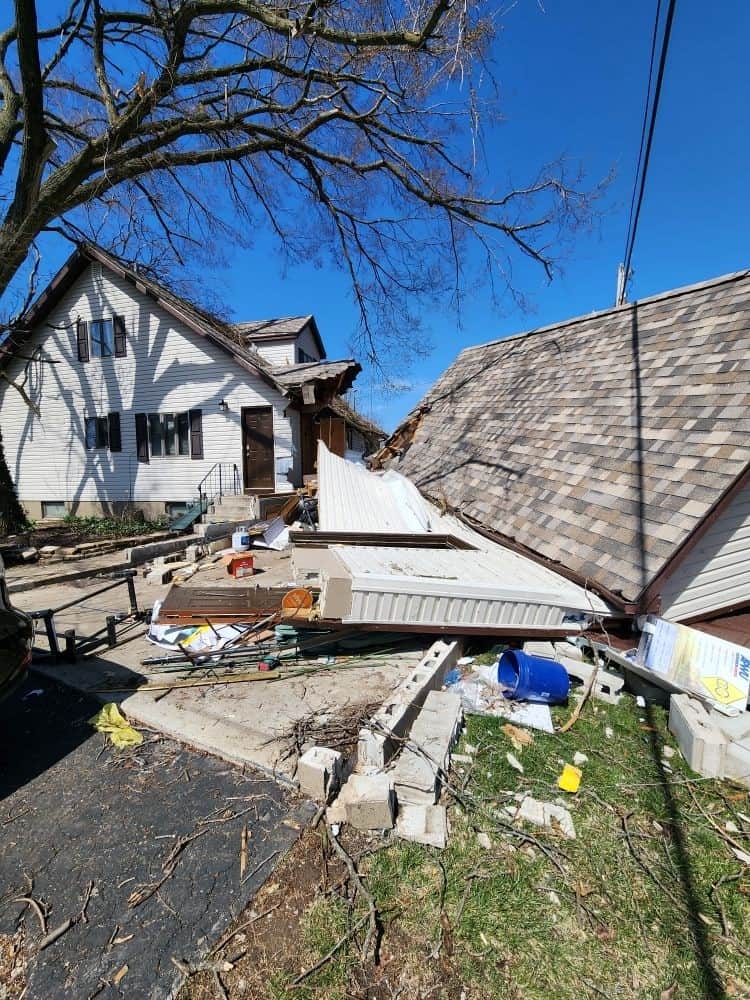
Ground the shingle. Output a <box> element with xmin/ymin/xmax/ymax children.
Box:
<box><xmin>391</xmin><ymin>270</ymin><xmax>750</xmax><ymax>603</ymax></box>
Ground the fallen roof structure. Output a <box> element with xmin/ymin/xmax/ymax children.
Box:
<box><xmin>295</xmin><ymin>444</ymin><xmax>613</xmax><ymax>635</ymax></box>
<box><xmin>372</xmin><ymin>270</ymin><xmax>750</xmax><ymax>625</ymax></box>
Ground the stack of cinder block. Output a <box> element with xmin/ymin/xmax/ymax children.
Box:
<box><xmin>309</xmin><ymin>640</ymin><xmax>464</xmax><ymax>844</ymax></box>
<box><xmin>669</xmin><ymin>694</ymin><xmax>750</xmax><ymax>786</ymax></box>
<box><xmin>390</xmin><ymin>690</ymin><xmax>463</xmax><ymax>848</ymax></box>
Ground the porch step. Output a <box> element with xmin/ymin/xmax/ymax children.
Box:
<box><xmin>205</xmin><ymin>497</ymin><xmax>259</xmax><ymax>523</ymax></box>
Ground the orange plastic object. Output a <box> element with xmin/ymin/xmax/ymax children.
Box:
<box><xmin>281</xmin><ymin>588</ymin><xmax>314</xmax><ymax>617</ymax></box>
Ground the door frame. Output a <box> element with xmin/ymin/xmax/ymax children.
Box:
<box><xmin>240</xmin><ymin>405</ymin><xmax>276</xmax><ymax>494</ymax></box>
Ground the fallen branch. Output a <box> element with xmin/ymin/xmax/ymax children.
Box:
<box><xmin>12</xmin><ymin>896</ymin><xmax>47</xmax><ymax>934</ymax></box>
<box><xmin>209</xmin><ymin>902</ymin><xmax>282</xmax><ymax>956</ymax></box>
<box><xmin>558</xmin><ymin>663</ymin><xmax>599</xmax><ymax>733</ymax></box>
<box><xmin>38</xmin><ymin>880</ymin><xmax>94</xmax><ymax>951</ymax></box>
<box><xmin>327</xmin><ymin>829</ymin><xmax>380</xmax><ymax>963</ymax></box>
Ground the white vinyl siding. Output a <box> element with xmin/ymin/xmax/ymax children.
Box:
<box><xmin>659</xmin><ymin>480</ymin><xmax>750</xmax><ymax>621</ymax></box>
<box><xmin>0</xmin><ymin>264</ymin><xmax>296</xmax><ymax>504</ymax></box>
<box><xmin>254</xmin><ymin>340</ymin><xmax>295</xmax><ymax>367</ymax></box>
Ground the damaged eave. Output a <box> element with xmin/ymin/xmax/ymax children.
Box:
<box><xmin>370</xmin><ymin>402</ymin><xmax>431</xmax><ymax>469</ymax></box>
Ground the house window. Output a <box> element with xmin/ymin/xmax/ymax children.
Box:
<box><xmin>77</xmin><ymin>315</ymin><xmax>127</xmax><ymax>362</ymax></box>
<box><xmin>136</xmin><ymin>410</ymin><xmax>202</xmax><ymax>461</ymax></box>
<box><xmin>297</xmin><ymin>347</ymin><xmax>316</xmax><ymax>364</ymax></box>
<box><xmin>41</xmin><ymin>500</ymin><xmax>67</xmax><ymax>519</ymax></box>
<box><xmin>84</xmin><ymin>412</ymin><xmax>122</xmax><ymax>452</ymax></box>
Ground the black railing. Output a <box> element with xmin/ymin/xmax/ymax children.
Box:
<box><xmin>198</xmin><ymin>462</ymin><xmax>241</xmax><ymax>509</ymax></box>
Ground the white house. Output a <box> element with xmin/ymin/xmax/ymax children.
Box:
<box><xmin>0</xmin><ymin>244</ymin><xmax>384</xmax><ymax>522</ymax></box>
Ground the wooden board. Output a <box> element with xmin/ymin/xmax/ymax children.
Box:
<box><xmin>156</xmin><ymin>585</ymin><xmax>292</xmax><ymax>623</ymax></box>
<box><xmin>288</xmin><ymin>531</ymin><xmax>476</xmax><ymax>550</ymax></box>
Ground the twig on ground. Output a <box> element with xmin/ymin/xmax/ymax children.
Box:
<box><xmin>209</xmin><ymin>902</ymin><xmax>282</xmax><ymax>956</ymax></box>
<box><xmin>12</xmin><ymin>896</ymin><xmax>47</xmax><ymax>934</ymax></box>
<box><xmin>241</xmin><ymin>850</ymin><xmax>280</xmax><ymax>885</ymax></box>
<box><xmin>326</xmin><ymin>828</ymin><xmax>381</xmax><ymax>963</ymax></box>
<box><xmin>558</xmin><ymin>663</ymin><xmax>598</xmax><ymax>733</ymax></box>
<box><xmin>291</xmin><ymin>913</ymin><xmax>369</xmax><ymax>987</ymax></box>
<box><xmin>129</xmin><ymin>829</ymin><xmax>207</xmax><ymax>908</ymax></box>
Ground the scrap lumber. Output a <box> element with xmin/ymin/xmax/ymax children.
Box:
<box><xmin>155</xmin><ymin>585</ymin><xmax>318</xmax><ymax>624</ymax></box>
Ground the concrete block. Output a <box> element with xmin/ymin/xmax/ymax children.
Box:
<box><xmin>524</xmin><ymin>640</ymin><xmax>557</xmax><ymax>659</ymax></box>
<box><xmin>126</xmin><ymin>536</ymin><xmax>192</xmax><ymax>566</ymax></box>
<box><xmin>669</xmin><ymin>694</ymin><xmax>728</xmax><ymax>778</ymax></box>
<box><xmin>184</xmin><ymin>543</ymin><xmax>205</xmax><ymax>563</ymax></box>
<box><xmin>558</xmin><ymin>655</ymin><xmax>625</xmax><ymax>705</ymax></box>
<box><xmin>709</xmin><ymin>709</ymin><xmax>750</xmax><ymax>743</ymax></box>
<box><xmin>514</xmin><ymin>794</ymin><xmax>576</xmax><ymax>840</ymax></box>
<box><xmin>146</xmin><ymin>567</ymin><xmax>175</xmax><ymax>585</ymax></box>
<box><xmin>396</xmin><ymin>803</ymin><xmax>448</xmax><ymax>849</ymax></box>
<box><xmin>193</xmin><ymin>520</ymin><xmax>244</xmax><ymax>539</ymax></box>
<box><xmin>205</xmin><ymin>536</ymin><xmax>232</xmax><ymax>555</ymax></box>
<box><xmin>358</xmin><ymin>640</ymin><xmax>462</xmax><ymax>770</ymax></box>
<box><xmin>297</xmin><ymin>746</ymin><xmax>343</xmax><ymax>802</ymax></box>
<box><xmin>345</xmin><ymin>773</ymin><xmax>395</xmax><ymax>830</ymax></box>
<box><xmin>725</xmin><ymin>741</ymin><xmax>750</xmax><ymax>787</ymax></box>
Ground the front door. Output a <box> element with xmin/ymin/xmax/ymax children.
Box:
<box><xmin>241</xmin><ymin>406</ymin><xmax>275</xmax><ymax>492</ymax></box>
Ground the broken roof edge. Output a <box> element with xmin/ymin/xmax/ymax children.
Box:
<box><xmin>5</xmin><ymin>243</ymin><xmax>288</xmax><ymax>396</ymax></box>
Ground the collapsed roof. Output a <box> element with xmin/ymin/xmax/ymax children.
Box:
<box><xmin>374</xmin><ymin>270</ymin><xmax>750</xmax><ymax>608</ymax></box>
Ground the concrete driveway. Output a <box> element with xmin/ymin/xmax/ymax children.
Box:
<box><xmin>0</xmin><ymin>675</ymin><xmax>313</xmax><ymax>999</ymax></box>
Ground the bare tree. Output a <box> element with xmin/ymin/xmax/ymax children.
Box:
<box><xmin>0</xmin><ymin>0</ymin><xmax>602</xmax><ymax>531</ymax></box>
<box><xmin>1</xmin><ymin>0</ymin><xmax>601</xmax><ymax>353</ymax></box>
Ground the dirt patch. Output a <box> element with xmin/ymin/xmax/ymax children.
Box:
<box><xmin>0</xmin><ymin>930</ymin><xmax>27</xmax><ymax>999</ymax></box>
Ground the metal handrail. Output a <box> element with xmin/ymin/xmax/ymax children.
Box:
<box><xmin>197</xmin><ymin>462</ymin><xmax>241</xmax><ymax>508</ymax></box>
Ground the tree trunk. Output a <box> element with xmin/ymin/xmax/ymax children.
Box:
<box><xmin>0</xmin><ymin>426</ymin><xmax>28</xmax><ymax>535</ymax></box>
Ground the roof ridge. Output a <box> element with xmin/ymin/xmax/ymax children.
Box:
<box><xmin>457</xmin><ymin>267</ymin><xmax>750</xmax><ymax>358</ymax></box>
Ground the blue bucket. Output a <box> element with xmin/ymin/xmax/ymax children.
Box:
<box><xmin>496</xmin><ymin>650</ymin><xmax>569</xmax><ymax>704</ymax></box>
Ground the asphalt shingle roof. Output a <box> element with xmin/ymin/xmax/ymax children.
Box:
<box><xmin>389</xmin><ymin>270</ymin><xmax>750</xmax><ymax>604</ymax></box>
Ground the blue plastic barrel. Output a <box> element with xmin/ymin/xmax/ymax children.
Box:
<box><xmin>496</xmin><ymin>650</ymin><xmax>569</xmax><ymax>704</ymax></box>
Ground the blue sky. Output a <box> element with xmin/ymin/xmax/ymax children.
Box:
<box><xmin>225</xmin><ymin>0</ymin><xmax>750</xmax><ymax>429</ymax></box>
<box><xmin>20</xmin><ymin>1</ymin><xmax>750</xmax><ymax>431</ymax></box>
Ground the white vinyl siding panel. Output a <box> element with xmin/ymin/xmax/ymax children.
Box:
<box><xmin>0</xmin><ymin>264</ymin><xmax>296</xmax><ymax>503</ymax></box>
<box><xmin>254</xmin><ymin>340</ymin><xmax>295</xmax><ymax>367</ymax></box>
<box><xmin>659</xmin><ymin>480</ymin><xmax>750</xmax><ymax>620</ymax></box>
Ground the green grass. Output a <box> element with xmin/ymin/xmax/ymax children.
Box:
<box><xmin>290</xmin><ymin>695</ymin><xmax>750</xmax><ymax>999</ymax></box>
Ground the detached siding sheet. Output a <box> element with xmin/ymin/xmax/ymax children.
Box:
<box><xmin>660</xmin><ymin>480</ymin><xmax>750</xmax><ymax>621</ymax></box>
<box><xmin>332</xmin><ymin>545</ymin><xmax>610</xmax><ymax>629</ymax></box>
<box><xmin>0</xmin><ymin>264</ymin><xmax>295</xmax><ymax>503</ymax></box>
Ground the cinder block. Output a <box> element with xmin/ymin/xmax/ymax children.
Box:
<box><xmin>514</xmin><ymin>794</ymin><xmax>576</xmax><ymax>840</ymax></box>
<box><xmin>358</xmin><ymin>640</ymin><xmax>462</xmax><ymax>770</ymax></box>
<box><xmin>205</xmin><ymin>536</ymin><xmax>232</xmax><ymax>554</ymax></box>
<box><xmin>297</xmin><ymin>746</ymin><xmax>343</xmax><ymax>802</ymax></box>
<box><xmin>345</xmin><ymin>773</ymin><xmax>394</xmax><ymax>830</ymax></box>
<box><xmin>558</xmin><ymin>655</ymin><xmax>625</xmax><ymax>705</ymax></box>
<box><xmin>725</xmin><ymin>741</ymin><xmax>750</xmax><ymax>787</ymax></box>
<box><xmin>185</xmin><ymin>543</ymin><xmax>204</xmax><ymax>563</ymax></box>
<box><xmin>669</xmin><ymin>694</ymin><xmax>728</xmax><ymax>778</ymax></box>
<box><xmin>146</xmin><ymin>567</ymin><xmax>175</xmax><ymax>585</ymax></box>
<box><xmin>396</xmin><ymin>803</ymin><xmax>448</xmax><ymax>849</ymax></box>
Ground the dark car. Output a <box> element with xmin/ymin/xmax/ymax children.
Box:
<box><xmin>0</xmin><ymin>555</ymin><xmax>33</xmax><ymax>700</ymax></box>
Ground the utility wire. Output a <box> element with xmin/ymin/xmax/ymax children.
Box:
<box><xmin>617</xmin><ymin>0</ymin><xmax>678</xmax><ymax>304</ymax></box>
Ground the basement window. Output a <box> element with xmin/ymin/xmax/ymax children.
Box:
<box><xmin>41</xmin><ymin>500</ymin><xmax>67</xmax><ymax>519</ymax></box>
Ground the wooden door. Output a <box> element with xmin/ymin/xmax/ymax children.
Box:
<box><xmin>300</xmin><ymin>413</ymin><xmax>317</xmax><ymax>477</ymax></box>
<box><xmin>241</xmin><ymin>406</ymin><xmax>275</xmax><ymax>491</ymax></box>
<box><xmin>318</xmin><ymin>416</ymin><xmax>346</xmax><ymax>457</ymax></box>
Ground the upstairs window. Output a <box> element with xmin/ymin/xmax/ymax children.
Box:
<box><xmin>77</xmin><ymin>315</ymin><xmax>127</xmax><ymax>362</ymax></box>
<box><xmin>84</xmin><ymin>412</ymin><xmax>122</xmax><ymax>452</ymax></box>
<box><xmin>297</xmin><ymin>347</ymin><xmax>316</xmax><ymax>364</ymax></box>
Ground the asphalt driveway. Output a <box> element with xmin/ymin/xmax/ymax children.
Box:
<box><xmin>0</xmin><ymin>674</ymin><xmax>313</xmax><ymax>999</ymax></box>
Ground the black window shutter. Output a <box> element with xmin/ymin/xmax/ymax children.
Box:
<box><xmin>108</xmin><ymin>412</ymin><xmax>121</xmax><ymax>452</ymax></box>
<box><xmin>189</xmin><ymin>409</ymin><xmax>203</xmax><ymax>459</ymax></box>
<box><xmin>113</xmin><ymin>315</ymin><xmax>127</xmax><ymax>357</ymax></box>
<box><xmin>135</xmin><ymin>413</ymin><xmax>149</xmax><ymax>463</ymax></box>
<box><xmin>76</xmin><ymin>319</ymin><xmax>90</xmax><ymax>362</ymax></box>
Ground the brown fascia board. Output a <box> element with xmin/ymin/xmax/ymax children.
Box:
<box><xmin>9</xmin><ymin>243</ymin><xmax>285</xmax><ymax>396</ymax></box>
<box><xmin>640</xmin><ymin>459</ymin><xmax>750</xmax><ymax>613</ymax></box>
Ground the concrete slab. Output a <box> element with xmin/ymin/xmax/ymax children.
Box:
<box><xmin>16</xmin><ymin>551</ymin><xmax>425</xmax><ymax>785</ymax></box>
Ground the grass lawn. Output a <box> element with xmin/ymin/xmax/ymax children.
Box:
<box><xmin>185</xmin><ymin>692</ymin><xmax>750</xmax><ymax>999</ymax></box>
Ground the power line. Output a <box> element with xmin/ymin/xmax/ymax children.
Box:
<box><xmin>617</xmin><ymin>0</ymin><xmax>678</xmax><ymax>305</ymax></box>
